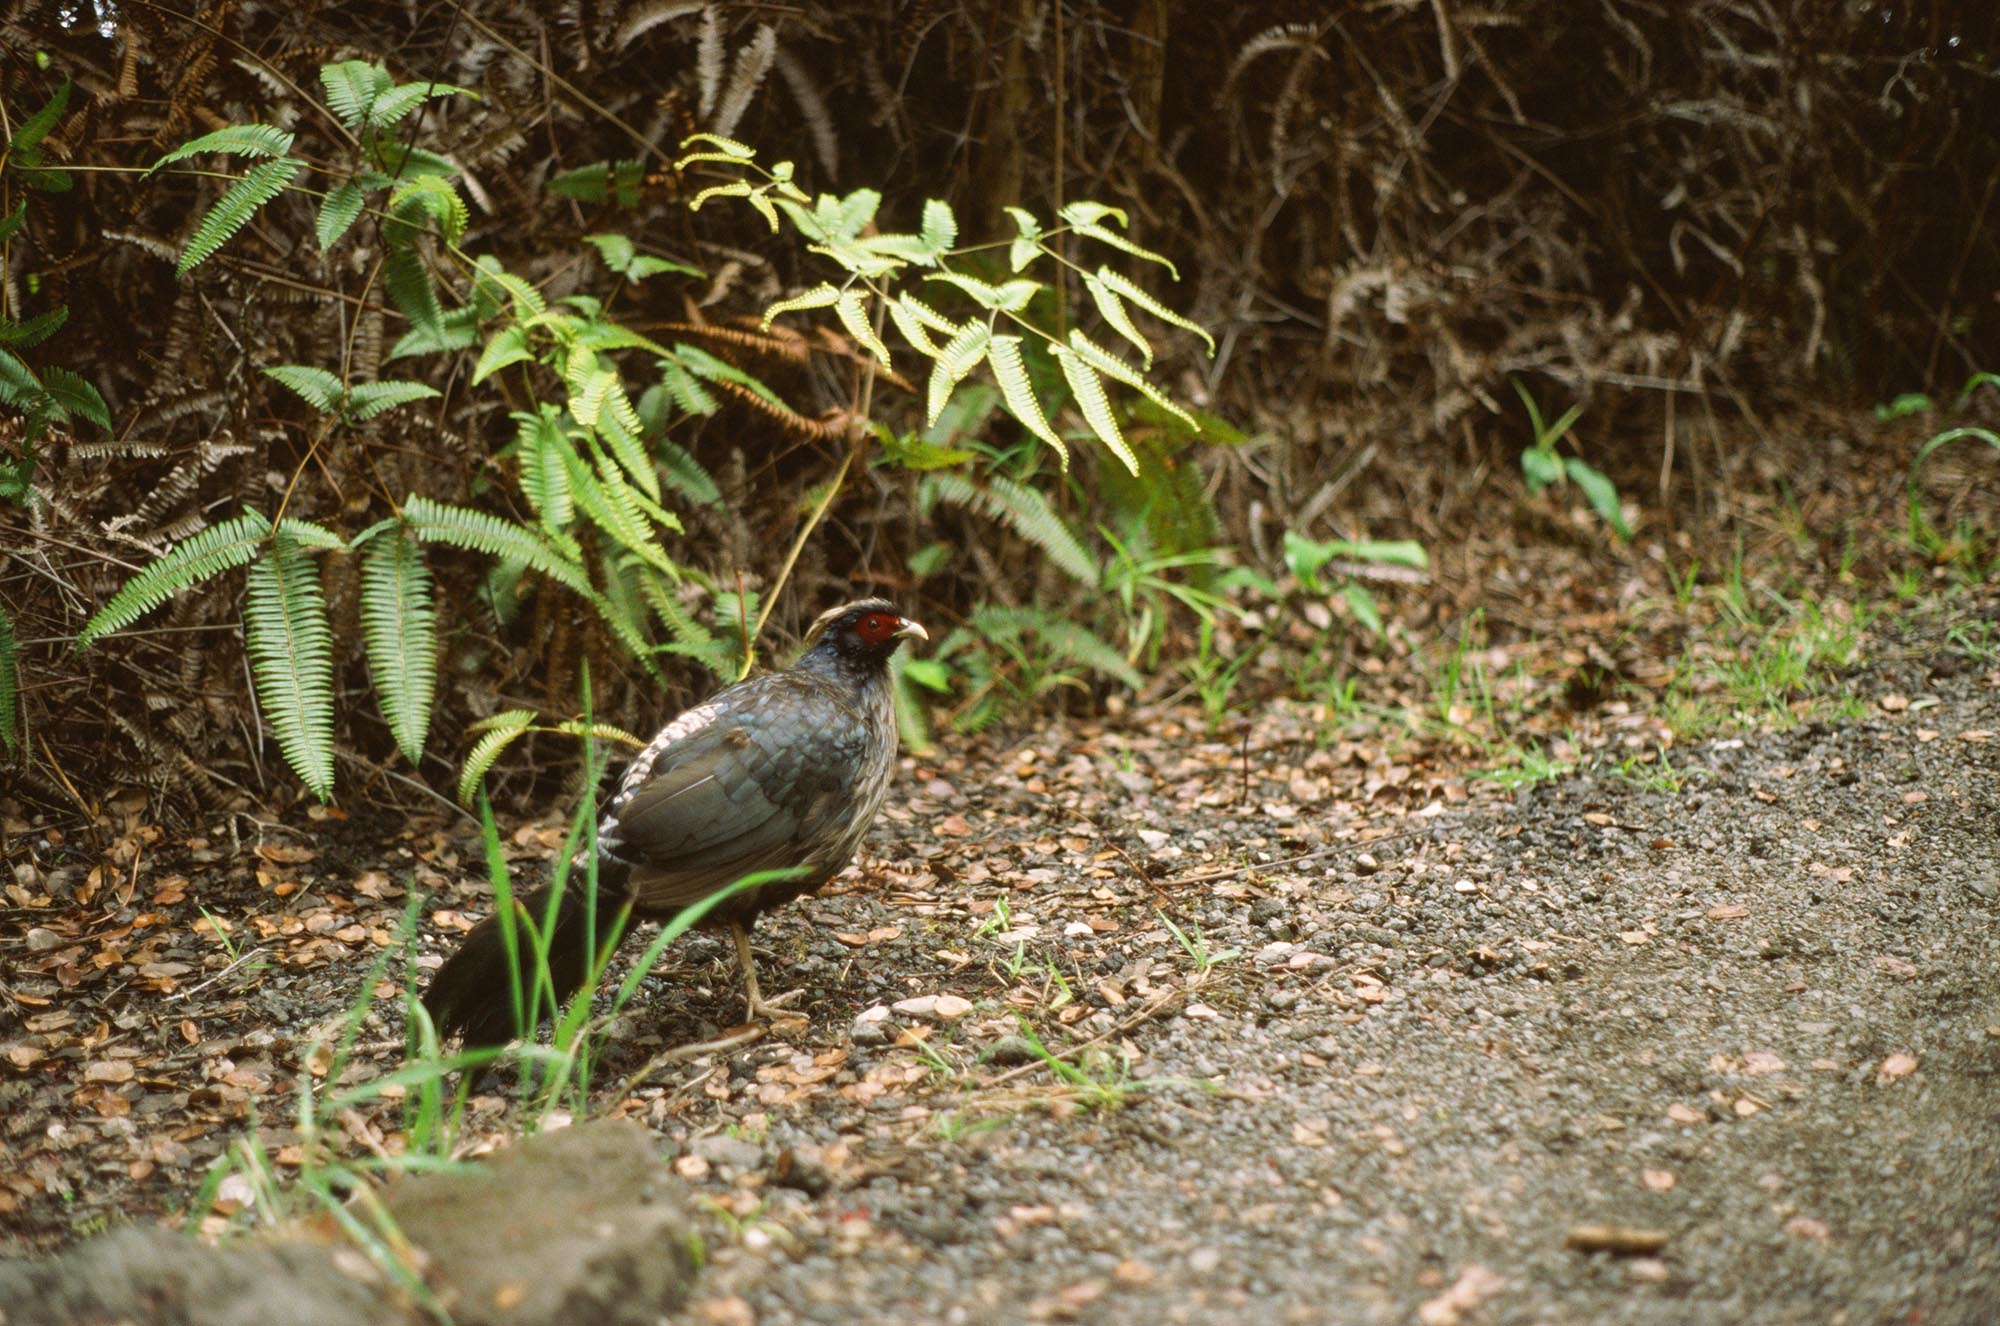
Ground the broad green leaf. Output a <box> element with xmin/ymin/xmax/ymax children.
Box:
<box><xmin>1564</xmin><ymin>458</ymin><xmax>1631</xmax><ymax>539</ymax></box>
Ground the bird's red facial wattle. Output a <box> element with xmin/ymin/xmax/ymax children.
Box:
<box><xmin>855</xmin><ymin>611</ymin><xmax>927</xmax><ymax>646</ymax></box>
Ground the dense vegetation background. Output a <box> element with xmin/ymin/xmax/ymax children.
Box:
<box><xmin>2</xmin><ymin>0</ymin><xmax>1994</xmax><ymax>822</ymax></box>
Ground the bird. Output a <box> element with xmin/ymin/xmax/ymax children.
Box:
<box><xmin>422</xmin><ymin>597</ymin><xmax>926</xmax><ymax>1050</ymax></box>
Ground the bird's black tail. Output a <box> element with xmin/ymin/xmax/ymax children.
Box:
<box><xmin>420</xmin><ymin>885</ymin><xmax>627</xmax><ymax>1050</ymax></box>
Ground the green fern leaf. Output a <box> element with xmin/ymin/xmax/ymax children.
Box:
<box><xmin>658</xmin><ymin>359</ymin><xmax>719</xmax><ymax>416</ymax></box>
<box><xmin>77</xmin><ymin>510</ymin><xmax>273</xmax><ymax>648</ymax></box>
<box><xmin>1082</xmin><ymin>274</ymin><xmax>1153</xmax><ymax>368</ymax></box>
<box><xmin>1059</xmin><ymin>201</ymin><xmax>1179</xmax><ymax>279</ymax></box>
<box><xmin>177</xmin><ymin>158</ymin><xmax>302</xmax><ymax>276</ymax></box>
<box><xmin>473</xmin><ymin>324</ymin><xmax>533</xmax><ymax>385</ymax></box>
<box><xmin>1004</xmin><ymin>206</ymin><xmax>1044</xmax><ymax>273</ymax></box>
<box><xmin>150</xmin><ymin>123</ymin><xmax>295</xmax><ymax>173</ymax></box>
<box><xmin>10</xmin><ymin>80</ymin><xmax>71</xmax><ymax>155</ymax></box>
<box><xmin>1066</xmin><ymin>329</ymin><xmax>1200</xmax><ymax>433</ymax></box>
<box><xmin>1052</xmin><ymin>345</ymin><xmax>1138</xmax><ymax>475</ymax></box>
<box><xmin>262</xmin><ymin>365</ymin><xmax>343</xmax><ymax>412</ymax></box>
<box><xmin>1091</xmin><ymin>266</ymin><xmax>1214</xmax><ymax>356</ymax></box>
<box><xmin>389</xmin><ymin>176</ymin><xmax>468</xmax><ymax>246</ymax></box>
<box><xmin>0</xmin><ymin>306</ymin><xmax>67</xmax><ymax>349</ymax></box>
<box><xmin>926</xmin><ymin>323</ymin><xmax>991</xmax><ymax>426</ymax></box>
<box><xmin>986</xmin><ymin>334</ymin><xmax>1067</xmax><ymax>467</ymax></box>
<box><xmin>921</xmin><ymin>198</ymin><xmax>958</xmax><ymax>255</ymax></box>
<box><xmin>0</xmin><ymin>603</ymin><xmax>18</xmax><ymax>754</ymax></box>
<box><xmin>972</xmin><ymin>604</ymin><xmax>1142</xmax><ymax>691</ymax></box>
<box><xmin>564</xmin><ymin>444</ymin><xmax>673</xmax><ymax>572</ymax></box>
<box><xmin>403</xmin><ymin>496</ymin><xmax>594</xmax><ymax>597</ymax></box>
<box><xmin>510</xmin><ymin>406</ymin><xmax>574</xmax><ymax>530</ymax></box>
<box><xmin>470</xmin><ymin>262</ymin><xmax>547</xmax><ymax>319</ymax></box>
<box><xmin>38</xmin><ymin>366</ymin><xmax>110</xmax><ymax>431</ymax></box>
<box><xmin>675</xmin><ymin>132</ymin><xmax>757</xmax><ymax>161</ymax></box>
<box><xmin>321</xmin><ymin>61</ymin><xmax>391</xmax><ymax>128</ymax></box>
<box><xmin>596</xmin><ymin>385</ymin><xmax>661</xmax><ymax>500</ymax></box>
<box><xmin>655</xmin><ymin>437</ymin><xmax>719</xmax><ymax>507</ymax></box>
<box><xmin>369</xmin><ymin>80</ymin><xmax>475</xmax><ymax>128</ymax></box>
<box><xmin>761</xmin><ymin>282</ymin><xmax>841</xmax><ymax>327</ymax></box>
<box><xmin>360</xmin><ymin>521</ymin><xmax>436</xmax><ymax>765</ymax></box>
<box><xmin>274</xmin><ymin>517</ymin><xmax>346</xmax><ymax>551</ymax></box>
<box><xmin>346</xmin><ymin>379</ymin><xmax>441</xmax><ymax>421</ymax></box>
<box><xmin>458</xmin><ymin>709</ymin><xmax>536</xmax><ymax>806</ymax></box>
<box><xmin>888</xmin><ymin>296</ymin><xmax>947</xmax><ymax>357</ymax></box>
<box><xmin>926</xmin><ymin>272</ymin><xmax>1038</xmax><ymax>313</ymax></box>
<box><xmin>384</xmin><ymin>247</ymin><xmax>443</xmax><ymax>337</ymax></box>
<box><xmin>244</xmin><ymin>530</ymin><xmax>336</xmax><ymax>799</ymax></box>
<box><xmin>920</xmin><ymin>473</ymin><xmax>1097</xmax><ymax>586</ymax></box>
<box><xmin>834</xmin><ymin>289</ymin><xmax>891</xmax><ymax>367</ymax></box>
<box><xmin>316</xmin><ymin>180</ymin><xmax>368</xmax><ymax>250</ymax></box>
<box><xmin>550</xmin><ymin>159</ymin><xmax>645</xmax><ymax>207</ymax></box>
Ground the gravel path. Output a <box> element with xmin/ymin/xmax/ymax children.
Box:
<box><xmin>658</xmin><ymin>657</ymin><xmax>1999</xmax><ymax>1325</ymax></box>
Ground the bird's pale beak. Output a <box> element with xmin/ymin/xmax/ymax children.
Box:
<box><xmin>893</xmin><ymin>617</ymin><xmax>928</xmax><ymax>642</ymax></box>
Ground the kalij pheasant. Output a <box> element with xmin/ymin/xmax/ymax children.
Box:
<box><xmin>422</xmin><ymin>598</ymin><xmax>926</xmax><ymax>1048</ymax></box>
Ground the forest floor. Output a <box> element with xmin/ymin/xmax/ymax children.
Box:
<box><xmin>4</xmin><ymin>413</ymin><xmax>1999</xmax><ymax>1324</ymax></box>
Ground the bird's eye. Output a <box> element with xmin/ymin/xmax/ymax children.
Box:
<box><xmin>856</xmin><ymin>612</ymin><xmax>899</xmax><ymax>644</ymax></box>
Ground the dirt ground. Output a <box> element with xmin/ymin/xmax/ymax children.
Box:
<box><xmin>5</xmin><ymin>595</ymin><xmax>1997</xmax><ymax>1324</ymax></box>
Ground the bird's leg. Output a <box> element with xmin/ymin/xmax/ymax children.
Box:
<box><xmin>731</xmin><ymin>921</ymin><xmax>803</xmax><ymax>1021</ymax></box>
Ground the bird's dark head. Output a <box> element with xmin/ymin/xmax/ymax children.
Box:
<box><xmin>800</xmin><ymin>598</ymin><xmax>927</xmax><ymax>671</ymax></box>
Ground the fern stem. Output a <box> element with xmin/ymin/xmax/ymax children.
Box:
<box><xmin>739</xmin><ymin>444</ymin><xmax>854</xmax><ymax>681</ymax></box>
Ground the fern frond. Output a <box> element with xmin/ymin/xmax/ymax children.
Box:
<box><xmin>150</xmin><ymin>123</ymin><xmax>295</xmax><ymax>173</ymax></box>
<box><xmin>316</xmin><ymin>180</ymin><xmax>368</xmax><ymax>250</ymax></box>
<box><xmin>244</xmin><ymin>530</ymin><xmax>336</xmax><ymax>799</ymax></box>
<box><xmin>77</xmin><ymin>510</ymin><xmax>273</xmax><ymax>648</ymax></box>
<box><xmin>346</xmin><ymin>380</ymin><xmax>441</xmax><ymax>421</ymax></box>
<box><xmin>38</xmin><ymin>366</ymin><xmax>110</xmax><ymax>431</ymax></box>
<box><xmin>1065</xmin><ymin>330</ymin><xmax>1200</xmax><ymax>435</ymax></box>
<box><xmin>320</xmin><ymin>61</ymin><xmax>393</xmax><ymax>129</ymax></box>
<box><xmin>1059</xmin><ymin>201</ymin><xmax>1179</xmax><ymax>278</ymax></box>
<box><xmin>986</xmin><ymin>334</ymin><xmax>1067</xmax><ymax>467</ymax></box>
<box><xmin>404</xmin><ymin>496</ymin><xmax>594</xmax><ymax>597</ymax></box>
<box><xmin>926</xmin><ymin>323</ymin><xmax>991</xmax><ymax>426</ymax></box>
<box><xmin>384</xmin><ymin>247</ymin><xmax>443</xmax><ymax>337</ymax></box>
<box><xmin>360</xmin><ymin>520</ymin><xmax>436</xmax><ymax>766</ymax></box>
<box><xmin>762</xmin><ymin>282</ymin><xmax>841</xmax><ymax>327</ymax></box>
<box><xmin>473</xmin><ymin>325</ymin><xmax>533</xmax><ymax>385</ymax></box>
<box><xmin>1092</xmin><ymin>266</ymin><xmax>1213</xmax><ymax>356</ymax></box>
<box><xmin>655</xmin><ymin>437</ymin><xmax>720</xmax><ymax>506</ymax></box>
<box><xmin>458</xmin><ymin>709</ymin><xmax>536</xmax><ymax>805</ymax></box>
<box><xmin>920</xmin><ymin>472</ymin><xmax>1097</xmax><ymax>586</ymax></box>
<box><xmin>511</xmin><ymin>406</ymin><xmax>575</xmax><ymax>529</ymax></box>
<box><xmin>263</xmin><ymin>364</ymin><xmax>343</xmax><ymax>412</ymax></box>
<box><xmin>596</xmin><ymin>385</ymin><xmax>661</xmax><ymax>499</ymax></box>
<box><xmin>0</xmin><ymin>307</ymin><xmax>68</xmax><ymax>349</ymax></box>
<box><xmin>1082</xmin><ymin>273</ymin><xmax>1152</xmax><ymax>368</ymax></box>
<box><xmin>1052</xmin><ymin>345</ymin><xmax>1138</xmax><ymax>475</ymax></box>
<box><xmin>0</xmin><ymin>604</ymin><xmax>18</xmax><ymax>754</ymax></box>
<box><xmin>177</xmin><ymin>157</ymin><xmax>302</xmax><ymax>276</ymax></box>
<box><xmin>833</xmin><ymin>289</ymin><xmax>891</xmax><ymax>366</ymax></box>
<box><xmin>972</xmin><ymin>604</ymin><xmax>1142</xmax><ymax>691</ymax></box>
